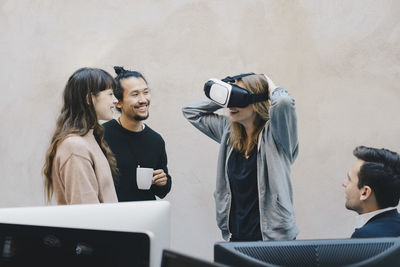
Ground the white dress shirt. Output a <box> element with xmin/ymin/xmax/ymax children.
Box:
<box><xmin>355</xmin><ymin>207</ymin><xmax>397</xmax><ymax>229</ymax></box>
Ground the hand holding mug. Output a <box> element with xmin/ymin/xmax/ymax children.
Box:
<box><xmin>152</xmin><ymin>169</ymin><xmax>168</xmax><ymax>186</ymax></box>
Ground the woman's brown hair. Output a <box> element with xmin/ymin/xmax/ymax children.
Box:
<box><xmin>43</xmin><ymin>68</ymin><xmax>117</xmax><ymax>203</ymax></box>
<box><xmin>228</xmin><ymin>74</ymin><xmax>270</xmax><ymax>155</ymax></box>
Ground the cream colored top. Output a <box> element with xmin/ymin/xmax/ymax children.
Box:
<box><xmin>52</xmin><ymin>129</ymin><xmax>118</xmax><ymax>204</ymax></box>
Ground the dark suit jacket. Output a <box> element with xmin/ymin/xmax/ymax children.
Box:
<box><xmin>351</xmin><ymin>209</ymin><xmax>400</xmax><ymax>238</ymax></box>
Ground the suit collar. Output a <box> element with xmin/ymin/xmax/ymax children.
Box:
<box><xmin>355</xmin><ymin>207</ymin><xmax>398</xmax><ymax>229</ymax></box>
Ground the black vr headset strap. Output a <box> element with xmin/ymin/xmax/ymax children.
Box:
<box><xmin>221</xmin><ymin>72</ymin><xmax>255</xmax><ymax>83</ymax></box>
<box><xmin>249</xmin><ymin>93</ymin><xmax>269</xmax><ymax>103</ymax></box>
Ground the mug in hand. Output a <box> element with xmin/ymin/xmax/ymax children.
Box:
<box><xmin>136</xmin><ymin>167</ymin><xmax>154</xmax><ymax>190</ymax></box>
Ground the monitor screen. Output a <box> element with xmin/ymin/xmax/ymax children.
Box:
<box><xmin>161</xmin><ymin>249</ymin><xmax>228</xmax><ymax>267</ymax></box>
<box><xmin>0</xmin><ymin>201</ymin><xmax>170</xmax><ymax>267</ymax></box>
<box><xmin>0</xmin><ymin>223</ymin><xmax>149</xmax><ymax>267</ymax></box>
<box><xmin>214</xmin><ymin>238</ymin><xmax>400</xmax><ymax>267</ymax></box>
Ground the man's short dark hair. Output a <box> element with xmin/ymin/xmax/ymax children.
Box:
<box><xmin>353</xmin><ymin>146</ymin><xmax>400</xmax><ymax>209</ymax></box>
<box><xmin>113</xmin><ymin>66</ymin><xmax>147</xmax><ymax>112</ymax></box>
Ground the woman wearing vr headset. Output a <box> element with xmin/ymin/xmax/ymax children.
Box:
<box><xmin>182</xmin><ymin>73</ymin><xmax>298</xmax><ymax>241</ymax></box>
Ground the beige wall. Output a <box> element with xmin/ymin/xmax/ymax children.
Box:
<box><xmin>1</xmin><ymin>0</ymin><xmax>399</xmax><ymax>261</ymax></box>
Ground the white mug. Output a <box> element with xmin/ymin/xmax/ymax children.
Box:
<box><xmin>136</xmin><ymin>167</ymin><xmax>153</xmax><ymax>190</ymax></box>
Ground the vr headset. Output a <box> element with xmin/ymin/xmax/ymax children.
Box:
<box><xmin>204</xmin><ymin>73</ymin><xmax>269</xmax><ymax>108</ymax></box>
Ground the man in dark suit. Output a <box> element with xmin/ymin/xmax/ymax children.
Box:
<box><xmin>342</xmin><ymin>146</ymin><xmax>400</xmax><ymax>238</ymax></box>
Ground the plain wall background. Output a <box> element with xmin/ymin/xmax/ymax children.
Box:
<box><xmin>1</xmin><ymin>0</ymin><xmax>399</xmax><ymax>261</ymax></box>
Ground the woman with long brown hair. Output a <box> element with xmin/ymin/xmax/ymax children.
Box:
<box><xmin>43</xmin><ymin>68</ymin><xmax>118</xmax><ymax>204</ymax></box>
<box><xmin>183</xmin><ymin>73</ymin><xmax>299</xmax><ymax>241</ymax></box>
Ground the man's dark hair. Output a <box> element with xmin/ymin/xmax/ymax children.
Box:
<box><xmin>113</xmin><ymin>66</ymin><xmax>147</xmax><ymax>111</ymax></box>
<box><xmin>353</xmin><ymin>146</ymin><xmax>400</xmax><ymax>209</ymax></box>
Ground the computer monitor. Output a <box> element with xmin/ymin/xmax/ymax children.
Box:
<box><xmin>0</xmin><ymin>201</ymin><xmax>170</xmax><ymax>267</ymax></box>
<box><xmin>161</xmin><ymin>249</ymin><xmax>228</xmax><ymax>267</ymax></box>
<box><xmin>214</xmin><ymin>238</ymin><xmax>400</xmax><ymax>267</ymax></box>
<box><xmin>0</xmin><ymin>222</ymin><xmax>150</xmax><ymax>266</ymax></box>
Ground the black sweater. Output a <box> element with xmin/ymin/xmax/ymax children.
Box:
<box><xmin>103</xmin><ymin>119</ymin><xmax>172</xmax><ymax>201</ymax></box>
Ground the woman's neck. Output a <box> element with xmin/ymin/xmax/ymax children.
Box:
<box><xmin>241</xmin><ymin>123</ymin><xmax>254</xmax><ymax>157</ymax></box>
<box><xmin>242</xmin><ymin>119</ymin><xmax>265</xmax><ymax>157</ymax></box>
<box><xmin>242</xmin><ymin>121</ymin><xmax>255</xmax><ymax>138</ymax></box>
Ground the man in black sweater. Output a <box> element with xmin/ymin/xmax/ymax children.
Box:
<box><xmin>342</xmin><ymin>146</ymin><xmax>400</xmax><ymax>238</ymax></box>
<box><xmin>103</xmin><ymin>66</ymin><xmax>171</xmax><ymax>201</ymax></box>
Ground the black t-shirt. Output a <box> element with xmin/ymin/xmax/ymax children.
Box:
<box><xmin>103</xmin><ymin>119</ymin><xmax>171</xmax><ymax>201</ymax></box>
<box><xmin>228</xmin><ymin>148</ymin><xmax>262</xmax><ymax>241</ymax></box>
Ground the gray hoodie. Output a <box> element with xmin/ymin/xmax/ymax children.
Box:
<box><xmin>182</xmin><ymin>87</ymin><xmax>299</xmax><ymax>241</ymax></box>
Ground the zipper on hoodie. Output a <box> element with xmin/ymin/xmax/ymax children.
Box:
<box><xmin>225</xmin><ymin>144</ymin><xmax>233</xmax><ymax>239</ymax></box>
<box><xmin>257</xmin><ymin>128</ymin><xmax>264</xmax><ymax>241</ymax></box>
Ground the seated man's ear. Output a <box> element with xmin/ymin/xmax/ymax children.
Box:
<box><xmin>360</xmin><ymin>185</ymin><xmax>373</xmax><ymax>201</ymax></box>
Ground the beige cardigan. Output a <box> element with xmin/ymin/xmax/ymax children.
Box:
<box><xmin>52</xmin><ymin>129</ymin><xmax>118</xmax><ymax>204</ymax></box>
